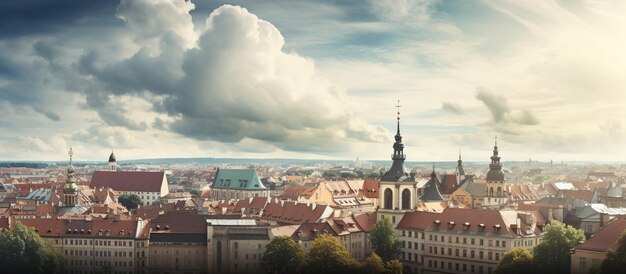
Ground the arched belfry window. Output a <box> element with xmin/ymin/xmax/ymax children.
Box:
<box><xmin>384</xmin><ymin>188</ymin><xmax>393</xmax><ymax>209</ymax></box>
<box><xmin>402</xmin><ymin>189</ymin><xmax>411</xmax><ymax>209</ymax></box>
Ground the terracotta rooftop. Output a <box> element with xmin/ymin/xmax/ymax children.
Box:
<box><xmin>557</xmin><ymin>189</ymin><xmax>593</xmax><ymax>202</ymax></box>
<box><xmin>362</xmin><ymin>179</ymin><xmax>379</xmax><ymax>199</ymax></box>
<box><xmin>150</xmin><ymin>211</ymin><xmax>207</xmax><ymax>234</ymax></box>
<box><xmin>90</xmin><ymin>171</ymin><xmax>166</xmax><ymax>193</ymax></box>
<box><xmin>576</xmin><ymin>218</ymin><xmax>626</xmax><ymax>252</ymax></box>
<box><xmin>15</xmin><ymin>217</ymin><xmax>147</xmax><ymax>239</ymax></box>
<box><xmin>397</xmin><ymin>211</ymin><xmax>441</xmax><ymax>230</ymax></box>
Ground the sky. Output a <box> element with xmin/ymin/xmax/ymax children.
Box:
<box><xmin>0</xmin><ymin>0</ymin><xmax>625</xmax><ymax>162</ymax></box>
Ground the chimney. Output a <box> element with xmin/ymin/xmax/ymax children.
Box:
<box><xmin>600</xmin><ymin>213</ymin><xmax>610</xmax><ymax>227</ymax></box>
<box><xmin>547</xmin><ymin>208</ymin><xmax>553</xmax><ymax>222</ymax></box>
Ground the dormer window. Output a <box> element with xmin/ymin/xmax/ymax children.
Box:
<box><xmin>448</xmin><ymin>221</ymin><xmax>455</xmax><ymax>229</ymax></box>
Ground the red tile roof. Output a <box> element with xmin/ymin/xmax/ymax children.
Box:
<box><xmin>439</xmin><ymin>175</ymin><xmax>460</xmax><ymax>195</ymax></box>
<box><xmin>557</xmin><ymin>189</ymin><xmax>593</xmax><ymax>202</ymax></box>
<box><xmin>353</xmin><ymin>212</ymin><xmax>377</xmax><ymax>232</ymax></box>
<box><xmin>90</xmin><ymin>171</ymin><xmax>166</xmax><ymax>192</ymax></box>
<box><xmin>362</xmin><ymin>180</ymin><xmax>379</xmax><ymax>199</ymax></box>
<box><xmin>576</xmin><ymin>218</ymin><xmax>626</xmax><ymax>252</ymax></box>
<box><xmin>261</xmin><ymin>200</ymin><xmax>330</xmax><ymax>225</ymax></box>
<box><xmin>280</xmin><ymin>185</ymin><xmax>317</xmax><ymax>200</ymax></box>
<box><xmin>150</xmin><ymin>211</ymin><xmax>206</xmax><ymax>234</ymax></box>
<box><xmin>397</xmin><ymin>211</ymin><xmax>441</xmax><ymax>230</ymax></box>
<box><xmin>15</xmin><ymin>217</ymin><xmax>145</xmax><ymax>239</ymax></box>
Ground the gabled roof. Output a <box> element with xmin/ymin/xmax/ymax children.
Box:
<box><xmin>212</xmin><ymin>169</ymin><xmax>266</xmax><ymax>190</ymax></box>
<box><xmin>576</xmin><ymin>218</ymin><xmax>626</xmax><ymax>252</ymax></box>
<box><xmin>420</xmin><ymin>174</ymin><xmax>444</xmax><ymax>202</ymax></box>
<box><xmin>438</xmin><ymin>174</ymin><xmax>460</xmax><ymax>195</ymax></box>
<box><xmin>362</xmin><ymin>179</ymin><xmax>379</xmax><ymax>199</ymax></box>
<box><xmin>460</xmin><ymin>181</ymin><xmax>487</xmax><ymax>196</ymax></box>
<box><xmin>397</xmin><ymin>211</ymin><xmax>440</xmax><ymax>230</ymax></box>
<box><xmin>90</xmin><ymin>171</ymin><xmax>166</xmax><ymax>192</ymax></box>
<box><xmin>557</xmin><ymin>189</ymin><xmax>593</xmax><ymax>202</ymax></box>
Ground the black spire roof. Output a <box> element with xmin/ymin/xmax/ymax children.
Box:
<box><xmin>420</xmin><ymin>165</ymin><xmax>444</xmax><ymax>201</ymax></box>
<box><xmin>456</xmin><ymin>151</ymin><xmax>465</xmax><ymax>176</ymax></box>
<box><xmin>381</xmin><ymin>101</ymin><xmax>411</xmax><ymax>182</ymax></box>
<box><xmin>108</xmin><ymin>151</ymin><xmax>116</xmax><ymax>162</ymax></box>
<box><xmin>486</xmin><ymin>137</ymin><xmax>505</xmax><ymax>181</ymax></box>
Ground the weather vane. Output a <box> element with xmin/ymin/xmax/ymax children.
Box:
<box><xmin>68</xmin><ymin>147</ymin><xmax>73</xmax><ymax>164</ymax></box>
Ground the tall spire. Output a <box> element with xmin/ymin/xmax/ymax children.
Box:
<box><xmin>396</xmin><ymin>99</ymin><xmax>401</xmax><ymax>135</ymax></box>
<box><xmin>64</xmin><ymin>147</ymin><xmax>77</xmax><ymax>207</ymax></box>
<box><xmin>381</xmin><ymin>100</ymin><xmax>409</xmax><ymax>182</ymax></box>
<box><xmin>456</xmin><ymin>149</ymin><xmax>465</xmax><ymax>177</ymax></box>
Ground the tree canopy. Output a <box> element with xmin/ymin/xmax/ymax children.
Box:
<box><xmin>0</xmin><ymin>221</ymin><xmax>63</xmax><ymax>273</ymax></box>
<box><xmin>262</xmin><ymin>236</ymin><xmax>305</xmax><ymax>274</ymax></box>
<box><xmin>533</xmin><ymin>220</ymin><xmax>585</xmax><ymax>274</ymax></box>
<box><xmin>369</xmin><ymin>215</ymin><xmax>402</xmax><ymax>262</ymax></box>
<box><xmin>494</xmin><ymin>247</ymin><xmax>534</xmax><ymax>274</ymax></box>
<box><xmin>305</xmin><ymin>234</ymin><xmax>358</xmax><ymax>274</ymax></box>
<box><xmin>598</xmin><ymin>228</ymin><xmax>626</xmax><ymax>274</ymax></box>
<box><xmin>118</xmin><ymin>193</ymin><xmax>141</xmax><ymax>210</ymax></box>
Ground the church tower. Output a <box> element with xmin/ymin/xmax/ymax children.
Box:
<box><xmin>64</xmin><ymin>147</ymin><xmax>78</xmax><ymax>207</ymax></box>
<box><xmin>485</xmin><ymin>137</ymin><xmax>507</xmax><ymax>207</ymax></box>
<box><xmin>455</xmin><ymin>150</ymin><xmax>465</xmax><ymax>183</ymax></box>
<box><xmin>378</xmin><ymin>101</ymin><xmax>418</xmax><ymax>226</ymax></box>
<box><xmin>108</xmin><ymin>150</ymin><xmax>117</xmax><ymax>171</ymax></box>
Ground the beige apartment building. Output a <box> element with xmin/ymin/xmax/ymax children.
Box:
<box><xmin>148</xmin><ymin>211</ymin><xmax>208</xmax><ymax>274</ymax></box>
<box><xmin>15</xmin><ymin>216</ymin><xmax>150</xmax><ymax>274</ymax></box>
<box><xmin>571</xmin><ymin>218</ymin><xmax>626</xmax><ymax>274</ymax></box>
<box><xmin>397</xmin><ymin>208</ymin><xmax>546</xmax><ymax>274</ymax></box>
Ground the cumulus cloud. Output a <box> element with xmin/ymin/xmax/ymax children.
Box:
<box><xmin>475</xmin><ymin>87</ymin><xmax>540</xmax><ymax>130</ymax></box>
<box><xmin>80</xmin><ymin>3</ymin><xmax>388</xmax><ymax>152</ymax></box>
<box><xmin>441</xmin><ymin>101</ymin><xmax>463</xmax><ymax>115</ymax></box>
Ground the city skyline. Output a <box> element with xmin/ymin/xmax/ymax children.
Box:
<box><xmin>1</xmin><ymin>0</ymin><xmax>625</xmax><ymax>162</ymax></box>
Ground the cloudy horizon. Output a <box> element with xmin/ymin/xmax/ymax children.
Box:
<box><xmin>0</xmin><ymin>0</ymin><xmax>624</xmax><ymax>162</ymax></box>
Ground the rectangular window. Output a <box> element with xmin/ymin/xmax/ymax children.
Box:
<box><xmin>480</xmin><ymin>239</ymin><xmax>484</xmax><ymax>246</ymax></box>
<box><xmin>579</xmin><ymin>257</ymin><xmax>587</xmax><ymax>269</ymax></box>
<box><xmin>471</xmin><ymin>238</ymin><xmax>475</xmax><ymax>245</ymax></box>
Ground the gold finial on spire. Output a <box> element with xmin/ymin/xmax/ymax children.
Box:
<box><xmin>395</xmin><ymin>100</ymin><xmax>401</xmax><ymax>121</ymax></box>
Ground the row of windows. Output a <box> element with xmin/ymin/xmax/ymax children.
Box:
<box><xmin>428</xmin><ymin>259</ymin><xmax>493</xmax><ymax>274</ymax></box>
<box><xmin>66</xmin><ymin>259</ymin><xmax>132</xmax><ymax>268</ymax></box>
<box><xmin>428</xmin><ymin>234</ymin><xmax>507</xmax><ymax>248</ymax></box>
<box><xmin>233</xmin><ymin>251</ymin><xmax>263</xmax><ymax>260</ymax></box>
<box><xmin>427</xmin><ymin>246</ymin><xmax>501</xmax><ymax>261</ymax></box>
<box><xmin>64</xmin><ymin>269</ymin><xmax>137</xmax><ymax>274</ymax></box>
<box><xmin>64</xmin><ymin>239</ymin><xmax>133</xmax><ymax>247</ymax></box>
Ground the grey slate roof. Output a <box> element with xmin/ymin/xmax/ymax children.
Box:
<box><xmin>420</xmin><ymin>173</ymin><xmax>444</xmax><ymax>201</ymax></box>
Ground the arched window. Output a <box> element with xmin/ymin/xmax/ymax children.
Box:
<box><xmin>402</xmin><ymin>189</ymin><xmax>411</xmax><ymax>209</ymax></box>
<box><xmin>497</xmin><ymin>187</ymin><xmax>502</xmax><ymax>197</ymax></box>
<box><xmin>384</xmin><ymin>188</ymin><xmax>393</xmax><ymax>209</ymax></box>
<box><xmin>489</xmin><ymin>187</ymin><xmax>494</xmax><ymax>197</ymax></box>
